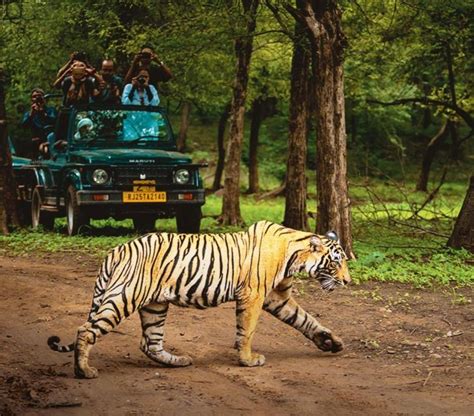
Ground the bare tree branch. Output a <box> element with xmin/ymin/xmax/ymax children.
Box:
<box><xmin>411</xmin><ymin>167</ymin><xmax>448</xmax><ymax>219</ymax></box>
<box><xmin>368</xmin><ymin>97</ymin><xmax>474</xmax><ymax>129</ymax></box>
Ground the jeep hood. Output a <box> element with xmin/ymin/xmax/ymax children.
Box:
<box><xmin>68</xmin><ymin>148</ymin><xmax>192</xmax><ymax>165</ymax></box>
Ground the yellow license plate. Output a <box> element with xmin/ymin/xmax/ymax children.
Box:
<box><xmin>123</xmin><ymin>192</ymin><xmax>167</xmax><ymax>203</ymax></box>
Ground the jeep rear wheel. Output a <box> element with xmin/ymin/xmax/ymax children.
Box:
<box><xmin>66</xmin><ymin>186</ymin><xmax>89</xmax><ymax>236</ymax></box>
<box><xmin>31</xmin><ymin>188</ymin><xmax>55</xmax><ymax>231</ymax></box>
<box><xmin>176</xmin><ymin>206</ymin><xmax>202</xmax><ymax>234</ymax></box>
<box><xmin>132</xmin><ymin>215</ymin><xmax>156</xmax><ymax>234</ymax></box>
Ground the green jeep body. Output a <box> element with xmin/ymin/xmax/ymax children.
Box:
<box><xmin>13</xmin><ymin>104</ymin><xmax>206</xmax><ymax>235</ymax></box>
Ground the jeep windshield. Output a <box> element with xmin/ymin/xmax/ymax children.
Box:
<box><xmin>70</xmin><ymin>107</ymin><xmax>172</xmax><ymax>149</ymax></box>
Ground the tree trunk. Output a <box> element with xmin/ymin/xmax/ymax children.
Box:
<box><xmin>220</xmin><ymin>0</ymin><xmax>259</xmax><ymax>225</ymax></box>
<box><xmin>448</xmin><ymin>120</ymin><xmax>462</xmax><ymax>161</ymax></box>
<box><xmin>247</xmin><ymin>98</ymin><xmax>263</xmax><ymax>194</ymax></box>
<box><xmin>299</xmin><ymin>0</ymin><xmax>354</xmax><ymax>257</ymax></box>
<box><xmin>447</xmin><ymin>176</ymin><xmax>474</xmax><ymax>253</ymax></box>
<box><xmin>0</xmin><ymin>68</ymin><xmax>20</xmax><ymax>234</ymax></box>
<box><xmin>247</xmin><ymin>96</ymin><xmax>277</xmax><ymax>194</ymax></box>
<box><xmin>416</xmin><ymin>120</ymin><xmax>450</xmax><ymax>192</ymax></box>
<box><xmin>445</xmin><ymin>43</ymin><xmax>463</xmax><ymax>161</ymax></box>
<box><xmin>176</xmin><ymin>101</ymin><xmax>191</xmax><ymax>152</ymax></box>
<box><xmin>283</xmin><ymin>4</ymin><xmax>310</xmax><ymax>231</ymax></box>
<box><xmin>212</xmin><ymin>104</ymin><xmax>230</xmax><ymax>191</ymax></box>
<box><xmin>212</xmin><ymin>103</ymin><xmax>231</xmax><ymax>191</ymax></box>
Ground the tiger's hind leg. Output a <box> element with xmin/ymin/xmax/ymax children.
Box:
<box><xmin>75</xmin><ymin>293</ymin><xmax>130</xmax><ymax>379</ymax></box>
<box><xmin>139</xmin><ymin>302</ymin><xmax>193</xmax><ymax>367</ymax></box>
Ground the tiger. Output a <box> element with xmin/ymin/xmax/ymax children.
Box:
<box><xmin>47</xmin><ymin>220</ymin><xmax>351</xmax><ymax>379</ymax></box>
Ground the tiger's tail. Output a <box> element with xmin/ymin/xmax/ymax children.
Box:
<box><xmin>47</xmin><ymin>335</ymin><xmax>75</xmax><ymax>353</ymax></box>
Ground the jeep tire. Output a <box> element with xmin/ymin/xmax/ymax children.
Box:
<box><xmin>31</xmin><ymin>188</ymin><xmax>55</xmax><ymax>231</ymax></box>
<box><xmin>133</xmin><ymin>215</ymin><xmax>156</xmax><ymax>234</ymax></box>
<box><xmin>66</xmin><ymin>186</ymin><xmax>89</xmax><ymax>236</ymax></box>
<box><xmin>176</xmin><ymin>206</ymin><xmax>202</xmax><ymax>234</ymax></box>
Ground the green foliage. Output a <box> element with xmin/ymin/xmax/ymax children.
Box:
<box><xmin>344</xmin><ymin>0</ymin><xmax>474</xmax><ymax>175</ymax></box>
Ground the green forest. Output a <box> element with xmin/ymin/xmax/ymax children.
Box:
<box><xmin>0</xmin><ymin>0</ymin><xmax>473</xmax><ymax>286</ymax></box>
<box><xmin>0</xmin><ymin>2</ymin><xmax>474</xmax><ymax>414</ymax></box>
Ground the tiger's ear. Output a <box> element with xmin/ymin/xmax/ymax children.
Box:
<box><xmin>309</xmin><ymin>236</ymin><xmax>324</xmax><ymax>252</ymax></box>
<box><xmin>326</xmin><ymin>230</ymin><xmax>338</xmax><ymax>241</ymax></box>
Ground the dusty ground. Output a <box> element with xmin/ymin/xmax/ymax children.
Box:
<box><xmin>0</xmin><ymin>254</ymin><xmax>472</xmax><ymax>416</ymax></box>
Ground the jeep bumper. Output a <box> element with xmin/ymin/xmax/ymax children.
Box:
<box><xmin>76</xmin><ymin>189</ymin><xmax>205</xmax><ymax>205</ymax></box>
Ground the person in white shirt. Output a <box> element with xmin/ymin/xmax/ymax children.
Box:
<box><xmin>121</xmin><ymin>69</ymin><xmax>159</xmax><ymax>106</ymax></box>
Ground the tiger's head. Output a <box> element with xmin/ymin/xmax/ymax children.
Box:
<box><xmin>295</xmin><ymin>231</ymin><xmax>351</xmax><ymax>291</ymax></box>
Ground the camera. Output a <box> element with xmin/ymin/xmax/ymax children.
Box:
<box><xmin>140</xmin><ymin>52</ymin><xmax>151</xmax><ymax>60</ymax></box>
<box><xmin>137</xmin><ymin>76</ymin><xmax>147</xmax><ymax>85</ymax></box>
<box><xmin>33</xmin><ymin>95</ymin><xmax>44</xmax><ymax>105</ymax></box>
<box><xmin>73</xmin><ymin>51</ymin><xmax>87</xmax><ymax>62</ymax></box>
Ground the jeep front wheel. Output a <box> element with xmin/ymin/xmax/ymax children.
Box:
<box><xmin>132</xmin><ymin>215</ymin><xmax>156</xmax><ymax>234</ymax></box>
<box><xmin>31</xmin><ymin>188</ymin><xmax>55</xmax><ymax>231</ymax></box>
<box><xmin>176</xmin><ymin>206</ymin><xmax>202</xmax><ymax>233</ymax></box>
<box><xmin>66</xmin><ymin>186</ymin><xmax>89</xmax><ymax>236</ymax></box>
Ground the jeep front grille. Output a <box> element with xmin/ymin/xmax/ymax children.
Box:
<box><xmin>115</xmin><ymin>166</ymin><xmax>173</xmax><ymax>185</ymax></box>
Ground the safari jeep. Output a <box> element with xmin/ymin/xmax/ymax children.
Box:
<box><xmin>13</xmin><ymin>104</ymin><xmax>206</xmax><ymax>235</ymax></box>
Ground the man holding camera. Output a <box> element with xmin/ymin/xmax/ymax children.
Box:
<box><xmin>21</xmin><ymin>88</ymin><xmax>57</xmax><ymax>159</ymax></box>
<box><xmin>97</xmin><ymin>59</ymin><xmax>123</xmax><ymax>105</ymax></box>
<box><xmin>60</xmin><ymin>61</ymin><xmax>103</xmax><ymax>106</ymax></box>
<box><xmin>124</xmin><ymin>45</ymin><xmax>172</xmax><ymax>90</ymax></box>
<box><xmin>122</xmin><ymin>69</ymin><xmax>159</xmax><ymax>106</ymax></box>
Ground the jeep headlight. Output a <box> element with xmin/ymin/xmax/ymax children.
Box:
<box><xmin>174</xmin><ymin>169</ymin><xmax>190</xmax><ymax>185</ymax></box>
<box><xmin>92</xmin><ymin>169</ymin><xmax>109</xmax><ymax>185</ymax></box>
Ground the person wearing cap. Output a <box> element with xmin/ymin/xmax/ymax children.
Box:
<box><xmin>59</xmin><ymin>61</ymin><xmax>103</xmax><ymax>107</ymax></box>
<box><xmin>74</xmin><ymin>118</ymin><xmax>94</xmax><ymax>141</ymax></box>
<box><xmin>21</xmin><ymin>88</ymin><xmax>57</xmax><ymax>159</ymax></box>
<box><xmin>124</xmin><ymin>45</ymin><xmax>172</xmax><ymax>90</ymax></box>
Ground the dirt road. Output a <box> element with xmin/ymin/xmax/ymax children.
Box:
<box><xmin>0</xmin><ymin>254</ymin><xmax>472</xmax><ymax>415</ymax></box>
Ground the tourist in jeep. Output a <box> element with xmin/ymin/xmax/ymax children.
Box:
<box><xmin>54</xmin><ymin>51</ymin><xmax>91</xmax><ymax>82</ymax></box>
<box><xmin>21</xmin><ymin>88</ymin><xmax>57</xmax><ymax>159</ymax></box>
<box><xmin>121</xmin><ymin>69</ymin><xmax>159</xmax><ymax>106</ymax></box>
<box><xmin>60</xmin><ymin>61</ymin><xmax>104</xmax><ymax>106</ymax></box>
<box><xmin>124</xmin><ymin>45</ymin><xmax>172</xmax><ymax>90</ymax></box>
<box><xmin>96</xmin><ymin>59</ymin><xmax>123</xmax><ymax>105</ymax></box>
<box><xmin>73</xmin><ymin>118</ymin><xmax>94</xmax><ymax>141</ymax></box>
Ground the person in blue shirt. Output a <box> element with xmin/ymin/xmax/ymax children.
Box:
<box><xmin>121</xmin><ymin>69</ymin><xmax>159</xmax><ymax>106</ymax></box>
<box><xmin>21</xmin><ymin>88</ymin><xmax>57</xmax><ymax>158</ymax></box>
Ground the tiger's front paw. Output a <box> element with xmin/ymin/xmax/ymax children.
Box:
<box><xmin>314</xmin><ymin>331</ymin><xmax>344</xmax><ymax>353</ymax></box>
<box><xmin>174</xmin><ymin>355</ymin><xmax>193</xmax><ymax>367</ymax></box>
<box><xmin>239</xmin><ymin>352</ymin><xmax>266</xmax><ymax>367</ymax></box>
